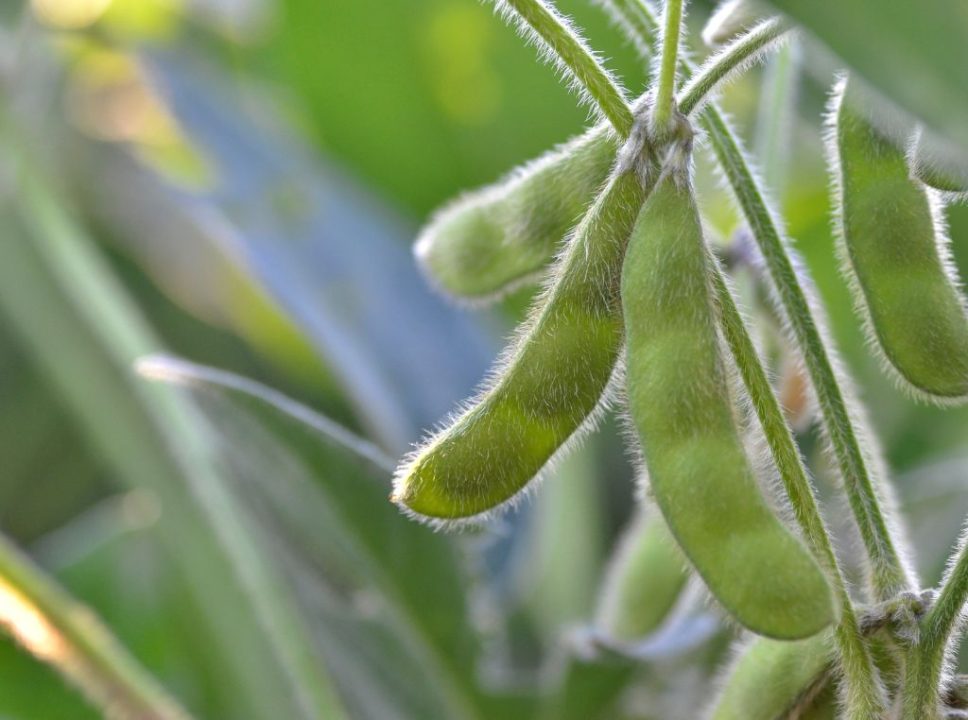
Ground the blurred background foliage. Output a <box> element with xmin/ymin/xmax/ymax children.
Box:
<box><xmin>2</xmin><ymin>0</ymin><xmax>968</xmax><ymax>718</ymax></box>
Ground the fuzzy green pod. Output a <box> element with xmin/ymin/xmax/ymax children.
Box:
<box><xmin>622</xmin><ymin>175</ymin><xmax>836</xmax><ymax>639</ymax></box>
<box><xmin>831</xmin><ymin>76</ymin><xmax>968</xmax><ymax>402</ymax></box>
<box><xmin>415</xmin><ymin>128</ymin><xmax>617</xmax><ymax>302</ymax></box>
<box><xmin>394</xmin><ymin>167</ymin><xmax>647</xmax><ymax>522</ymax></box>
<box><xmin>708</xmin><ymin>634</ymin><xmax>833</xmax><ymax>720</ymax></box>
<box><xmin>594</xmin><ymin>508</ymin><xmax>688</xmax><ymax>641</ymax></box>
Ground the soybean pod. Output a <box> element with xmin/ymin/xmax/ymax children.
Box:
<box><xmin>622</xmin><ymin>173</ymin><xmax>835</xmax><ymax>639</ymax></box>
<box><xmin>415</xmin><ymin>128</ymin><xmax>616</xmax><ymax>302</ymax></box>
<box><xmin>393</xmin><ymin>166</ymin><xmax>647</xmax><ymax>522</ymax></box>
<box><xmin>707</xmin><ymin>634</ymin><xmax>833</xmax><ymax>720</ymax></box>
<box><xmin>594</xmin><ymin>508</ymin><xmax>688</xmax><ymax>641</ymax></box>
<box><xmin>831</xmin><ymin>75</ymin><xmax>968</xmax><ymax>402</ymax></box>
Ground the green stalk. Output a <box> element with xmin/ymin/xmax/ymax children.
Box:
<box><xmin>901</xmin><ymin>537</ymin><xmax>968</xmax><ymax>719</ymax></box>
<box><xmin>500</xmin><ymin>0</ymin><xmax>634</xmax><ymax>136</ymax></box>
<box><xmin>651</xmin><ymin>0</ymin><xmax>684</xmax><ymax>133</ymax></box>
<box><xmin>677</xmin><ymin>16</ymin><xmax>789</xmax><ymax>116</ymax></box>
<box><xmin>0</xmin><ymin>533</ymin><xmax>191</xmax><ymax>720</ymax></box>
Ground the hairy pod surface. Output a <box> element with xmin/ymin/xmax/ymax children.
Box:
<box><xmin>594</xmin><ymin>508</ymin><xmax>688</xmax><ymax>641</ymax></box>
<box><xmin>393</xmin><ymin>167</ymin><xmax>648</xmax><ymax>522</ymax></box>
<box><xmin>622</xmin><ymin>175</ymin><xmax>836</xmax><ymax>639</ymax></box>
<box><xmin>708</xmin><ymin>634</ymin><xmax>833</xmax><ymax>720</ymax></box>
<box><xmin>414</xmin><ymin>128</ymin><xmax>616</xmax><ymax>302</ymax></box>
<box><xmin>832</xmin><ymin>76</ymin><xmax>968</xmax><ymax>402</ymax></box>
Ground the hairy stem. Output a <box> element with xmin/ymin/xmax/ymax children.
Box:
<box><xmin>677</xmin><ymin>16</ymin><xmax>790</xmax><ymax>116</ymax></box>
<box><xmin>651</xmin><ymin>0</ymin><xmax>684</xmax><ymax>133</ymax></box>
<box><xmin>0</xmin><ymin>533</ymin><xmax>191</xmax><ymax>720</ymax></box>
<box><xmin>500</xmin><ymin>0</ymin><xmax>633</xmax><ymax>136</ymax></box>
<box><xmin>701</xmin><ymin>108</ymin><xmax>911</xmax><ymax>602</ymax></box>
<box><xmin>710</xmin><ymin>259</ymin><xmax>886</xmax><ymax>718</ymax></box>
<box><xmin>902</xmin><ymin>536</ymin><xmax>968</xmax><ymax>719</ymax></box>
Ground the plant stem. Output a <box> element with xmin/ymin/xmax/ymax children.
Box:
<box><xmin>677</xmin><ymin>16</ymin><xmax>789</xmax><ymax>116</ymax></box>
<box><xmin>901</xmin><ymin>536</ymin><xmax>968</xmax><ymax>719</ymax></box>
<box><xmin>500</xmin><ymin>0</ymin><xmax>633</xmax><ymax>136</ymax></box>
<box><xmin>651</xmin><ymin>0</ymin><xmax>684</xmax><ymax>133</ymax></box>
<box><xmin>701</xmin><ymin>108</ymin><xmax>911</xmax><ymax>602</ymax></box>
<box><xmin>709</xmin><ymin>260</ymin><xmax>886</xmax><ymax>717</ymax></box>
<box><xmin>0</xmin><ymin>533</ymin><xmax>191</xmax><ymax>720</ymax></box>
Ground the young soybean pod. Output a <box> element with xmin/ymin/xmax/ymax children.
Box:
<box><xmin>593</xmin><ymin>507</ymin><xmax>688</xmax><ymax>641</ymax></box>
<box><xmin>415</xmin><ymin>127</ymin><xmax>616</xmax><ymax>302</ymax></box>
<box><xmin>393</xmin><ymin>164</ymin><xmax>648</xmax><ymax>523</ymax></box>
<box><xmin>831</xmin><ymin>75</ymin><xmax>968</xmax><ymax>402</ymax></box>
<box><xmin>707</xmin><ymin>633</ymin><xmax>833</xmax><ymax>720</ymax></box>
<box><xmin>622</xmin><ymin>172</ymin><xmax>836</xmax><ymax>639</ymax></box>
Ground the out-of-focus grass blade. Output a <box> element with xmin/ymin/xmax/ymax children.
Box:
<box><xmin>763</xmin><ymin>0</ymin><xmax>968</xmax><ymax>169</ymax></box>
<box><xmin>135</xmin><ymin>354</ymin><xmax>488</xmax><ymax>720</ymax></box>
<box><xmin>138</xmin><ymin>53</ymin><xmax>495</xmax><ymax>452</ymax></box>
<box><xmin>0</xmin><ymin>154</ymin><xmax>346</xmax><ymax>719</ymax></box>
<box><xmin>0</xmin><ymin>531</ymin><xmax>191</xmax><ymax>720</ymax></box>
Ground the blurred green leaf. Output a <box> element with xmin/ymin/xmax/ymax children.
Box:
<box><xmin>134</xmin><ymin>53</ymin><xmax>497</xmax><ymax>452</ymax></box>
<box><xmin>763</xmin><ymin>0</ymin><xmax>968</xmax><ymax>166</ymax></box>
<box><xmin>0</xmin><ymin>147</ymin><xmax>344</xmax><ymax>718</ymax></box>
<box><xmin>134</xmin><ymin>354</ymin><xmax>487</xmax><ymax>719</ymax></box>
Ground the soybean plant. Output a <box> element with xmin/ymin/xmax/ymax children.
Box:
<box><xmin>393</xmin><ymin>1</ymin><xmax>968</xmax><ymax>718</ymax></box>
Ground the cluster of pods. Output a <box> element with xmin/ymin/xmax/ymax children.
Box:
<box><xmin>391</xmin><ymin>14</ymin><xmax>968</xmax><ymax>661</ymax></box>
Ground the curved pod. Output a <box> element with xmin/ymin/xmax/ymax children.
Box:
<box><xmin>394</xmin><ymin>168</ymin><xmax>647</xmax><ymax>522</ymax></box>
<box><xmin>415</xmin><ymin>128</ymin><xmax>617</xmax><ymax>302</ymax></box>
<box><xmin>622</xmin><ymin>176</ymin><xmax>835</xmax><ymax>639</ymax></box>
<box><xmin>594</xmin><ymin>508</ymin><xmax>688</xmax><ymax>641</ymax></box>
<box><xmin>708</xmin><ymin>633</ymin><xmax>833</xmax><ymax>720</ymax></box>
<box><xmin>831</xmin><ymin>76</ymin><xmax>968</xmax><ymax>402</ymax></box>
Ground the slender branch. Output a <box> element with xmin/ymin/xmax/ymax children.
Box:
<box><xmin>499</xmin><ymin>0</ymin><xmax>633</xmax><ymax>136</ymax></box>
<box><xmin>677</xmin><ymin>16</ymin><xmax>789</xmax><ymax>116</ymax></box>
<box><xmin>651</xmin><ymin>0</ymin><xmax>684</xmax><ymax>133</ymax></box>
<box><xmin>710</xmin><ymin>259</ymin><xmax>886</xmax><ymax>717</ymax></box>
<box><xmin>0</xmin><ymin>533</ymin><xmax>191</xmax><ymax>720</ymax></box>
<box><xmin>901</xmin><ymin>535</ymin><xmax>968</xmax><ymax>720</ymax></box>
